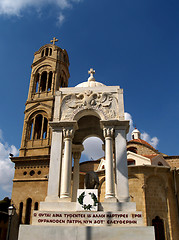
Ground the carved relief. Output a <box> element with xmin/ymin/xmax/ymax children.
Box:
<box><xmin>60</xmin><ymin>90</ymin><xmax>118</xmax><ymax>120</ymax></box>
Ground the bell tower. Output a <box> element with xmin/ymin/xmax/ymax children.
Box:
<box><xmin>19</xmin><ymin>38</ymin><xmax>70</xmax><ymax>157</ymax></box>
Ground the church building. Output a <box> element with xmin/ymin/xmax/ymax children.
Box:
<box><xmin>9</xmin><ymin>39</ymin><xmax>179</xmax><ymax>240</ymax></box>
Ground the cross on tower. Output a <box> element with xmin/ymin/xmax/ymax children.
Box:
<box><xmin>50</xmin><ymin>37</ymin><xmax>58</xmax><ymax>45</ymax></box>
<box><xmin>88</xmin><ymin>68</ymin><xmax>95</xmax><ymax>77</ymax></box>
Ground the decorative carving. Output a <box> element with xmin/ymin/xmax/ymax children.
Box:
<box><xmin>60</xmin><ymin>91</ymin><xmax>118</xmax><ymax>120</ymax></box>
<box><xmin>63</xmin><ymin>128</ymin><xmax>74</xmax><ymax>139</ymax></box>
<box><xmin>103</xmin><ymin>127</ymin><xmax>114</xmax><ymax>138</ymax></box>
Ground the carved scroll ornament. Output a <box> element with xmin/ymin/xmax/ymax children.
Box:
<box><xmin>60</xmin><ymin>90</ymin><xmax>118</xmax><ymax>120</ymax></box>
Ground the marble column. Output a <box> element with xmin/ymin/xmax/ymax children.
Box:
<box><xmin>103</xmin><ymin>127</ymin><xmax>116</xmax><ymax>200</ymax></box>
<box><xmin>115</xmin><ymin>128</ymin><xmax>130</xmax><ymax>202</ymax></box>
<box><xmin>60</xmin><ymin>128</ymin><xmax>73</xmax><ymax>200</ymax></box>
<box><xmin>72</xmin><ymin>151</ymin><xmax>81</xmax><ymax>202</ymax></box>
<box><xmin>45</xmin><ymin>128</ymin><xmax>63</xmax><ymax>202</ymax></box>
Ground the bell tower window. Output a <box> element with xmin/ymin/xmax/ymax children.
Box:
<box><xmin>35</xmin><ymin>73</ymin><xmax>39</xmax><ymax>92</ymax></box>
<box><xmin>45</xmin><ymin>48</ymin><xmax>49</xmax><ymax>56</ymax></box>
<box><xmin>48</xmin><ymin>71</ymin><xmax>53</xmax><ymax>91</ymax></box>
<box><xmin>40</xmin><ymin>71</ymin><xmax>47</xmax><ymax>92</ymax></box>
<box><xmin>28</xmin><ymin>113</ymin><xmax>48</xmax><ymax>140</ymax></box>
<box><xmin>41</xmin><ymin>50</ymin><xmax>44</xmax><ymax>57</ymax></box>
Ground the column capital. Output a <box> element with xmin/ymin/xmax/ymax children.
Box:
<box><xmin>103</xmin><ymin>127</ymin><xmax>114</xmax><ymax>138</ymax></box>
<box><xmin>72</xmin><ymin>144</ymin><xmax>84</xmax><ymax>160</ymax></box>
<box><xmin>63</xmin><ymin>127</ymin><xmax>74</xmax><ymax>139</ymax></box>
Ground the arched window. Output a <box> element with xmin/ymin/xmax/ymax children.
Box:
<box><xmin>127</xmin><ymin>147</ymin><xmax>137</xmax><ymax>154</ymax></box>
<box><xmin>34</xmin><ymin>202</ymin><xmax>38</xmax><ymax>210</ymax></box>
<box><xmin>25</xmin><ymin>198</ymin><xmax>32</xmax><ymax>224</ymax></box>
<box><xmin>19</xmin><ymin>202</ymin><xmax>23</xmax><ymax>224</ymax></box>
<box><xmin>45</xmin><ymin>48</ymin><xmax>49</xmax><ymax>56</ymax></box>
<box><xmin>40</xmin><ymin>71</ymin><xmax>47</xmax><ymax>92</ymax></box>
<box><xmin>34</xmin><ymin>114</ymin><xmax>43</xmax><ymax>139</ymax></box>
<box><xmin>49</xmin><ymin>48</ymin><xmax>52</xmax><ymax>56</ymax></box>
<box><xmin>48</xmin><ymin>71</ymin><xmax>53</xmax><ymax>91</ymax></box>
<box><xmin>35</xmin><ymin>73</ymin><xmax>39</xmax><ymax>93</ymax></box>
<box><xmin>152</xmin><ymin>216</ymin><xmax>165</xmax><ymax>240</ymax></box>
<box><xmin>43</xmin><ymin>118</ymin><xmax>48</xmax><ymax>139</ymax></box>
<box><xmin>41</xmin><ymin>50</ymin><xmax>44</xmax><ymax>57</ymax></box>
<box><xmin>28</xmin><ymin>113</ymin><xmax>48</xmax><ymax>140</ymax></box>
<box><xmin>29</xmin><ymin>119</ymin><xmax>34</xmax><ymax>140</ymax></box>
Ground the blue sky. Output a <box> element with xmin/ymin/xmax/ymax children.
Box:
<box><xmin>0</xmin><ymin>0</ymin><xmax>179</xmax><ymax>199</ymax></box>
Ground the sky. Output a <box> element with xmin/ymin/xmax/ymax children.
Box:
<box><xmin>0</xmin><ymin>0</ymin><xmax>179</xmax><ymax>199</ymax></box>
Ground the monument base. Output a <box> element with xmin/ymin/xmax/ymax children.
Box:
<box><xmin>40</xmin><ymin>201</ymin><xmax>136</xmax><ymax>212</ymax></box>
<box><xmin>18</xmin><ymin>225</ymin><xmax>155</xmax><ymax>240</ymax></box>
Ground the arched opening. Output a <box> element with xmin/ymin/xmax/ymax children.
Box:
<box><xmin>19</xmin><ymin>202</ymin><xmax>23</xmax><ymax>224</ymax></box>
<box><xmin>127</xmin><ymin>147</ymin><xmax>137</xmax><ymax>154</ymax></box>
<box><xmin>49</xmin><ymin>48</ymin><xmax>52</xmax><ymax>56</ymax></box>
<box><xmin>34</xmin><ymin>202</ymin><xmax>38</xmax><ymax>210</ymax></box>
<box><xmin>152</xmin><ymin>216</ymin><xmax>165</xmax><ymax>240</ymax></box>
<box><xmin>40</xmin><ymin>71</ymin><xmax>47</xmax><ymax>92</ymax></box>
<box><xmin>48</xmin><ymin>71</ymin><xmax>53</xmax><ymax>91</ymax></box>
<box><xmin>81</xmin><ymin>137</ymin><xmax>104</xmax><ymax>163</ymax></box>
<box><xmin>43</xmin><ymin>117</ymin><xmax>48</xmax><ymax>139</ymax></box>
<box><xmin>34</xmin><ymin>114</ymin><xmax>42</xmax><ymax>139</ymax></box>
<box><xmin>27</xmin><ymin>113</ymin><xmax>48</xmax><ymax>141</ymax></box>
<box><xmin>29</xmin><ymin>119</ymin><xmax>34</xmax><ymax>140</ymax></box>
<box><xmin>41</xmin><ymin>50</ymin><xmax>44</xmax><ymax>57</ymax></box>
<box><xmin>25</xmin><ymin>198</ymin><xmax>32</xmax><ymax>224</ymax></box>
<box><xmin>45</xmin><ymin>48</ymin><xmax>49</xmax><ymax>56</ymax></box>
<box><xmin>35</xmin><ymin>73</ymin><xmax>39</xmax><ymax>92</ymax></box>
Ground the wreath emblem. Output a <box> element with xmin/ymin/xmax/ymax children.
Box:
<box><xmin>78</xmin><ymin>191</ymin><xmax>98</xmax><ymax>211</ymax></box>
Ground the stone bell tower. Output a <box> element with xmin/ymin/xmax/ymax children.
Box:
<box><xmin>19</xmin><ymin>38</ymin><xmax>70</xmax><ymax>157</ymax></box>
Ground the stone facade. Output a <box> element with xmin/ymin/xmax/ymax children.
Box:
<box><xmin>10</xmin><ymin>41</ymin><xmax>179</xmax><ymax>240</ymax></box>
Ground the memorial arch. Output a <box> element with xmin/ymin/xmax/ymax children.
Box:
<box><xmin>41</xmin><ymin>68</ymin><xmax>131</xmax><ymax>211</ymax></box>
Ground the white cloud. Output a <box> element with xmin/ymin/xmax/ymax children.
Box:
<box><xmin>141</xmin><ymin>132</ymin><xmax>159</xmax><ymax>149</ymax></box>
<box><xmin>57</xmin><ymin>12</ymin><xmax>65</xmax><ymax>26</ymax></box>
<box><xmin>81</xmin><ymin>137</ymin><xmax>104</xmax><ymax>161</ymax></box>
<box><xmin>0</xmin><ymin>0</ymin><xmax>83</xmax><ymax>17</ymax></box>
<box><xmin>125</xmin><ymin>112</ymin><xmax>159</xmax><ymax>149</ymax></box>
<box><xmin>124</xmin><ymin>112</ymin><xmax>134</xmax><ymax>140</ymax></box>
<box><xmin>0</xmin><ymin>130</ymin><xmax>19</xmax><ymax>193</ymax></box>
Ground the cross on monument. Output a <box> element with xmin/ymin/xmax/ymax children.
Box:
<box><xmin>88</xmin><ymin>68</ymin><xmax>95</xmax><ymax>77</ymax></box>
<box><xmin>50</xmin><ymin>37</ymin><xmax>58</xmax><ymax>45</ymax></box>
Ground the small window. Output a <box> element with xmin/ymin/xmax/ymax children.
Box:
<box><xmin>49</xmin><ymin>48</ymin><xmax>52</xmax><ymax>56</ymax></box>
<box><xmin>45</xmin><ymin>48</ymin><xmax>49</xmax><ymax>56</ymax></box>
<box><xmin>25</xmin><ymin>198</ymin><xmax>32</xmax><ymax>224</ymax></box>
<box><xmin>34</xmin><ymin>202</ymin><xmax>38</xmax><ymax>210</ymax></box>
<box><xmin>35</xmin><ymin>73</ymin><xmax>39</xmax><ymax>93</ymax></box>
<box><xmin>40</xmin><ymin>71</ymin><xmax>47</xmax><ymax>92</ymax></box>
<box><xmin>41</xmin><ymin>50</ymin><xmax>44</xmax><ymax>57</ymax></box>
<box><xmin>23</xmin><ymin>171</ymin><xmax>27</xmax><ymax>175</ymax></box>
<box><xmin>19</xmin><ymin>202</ymin><xmax>23</xmax><ymax>224</ymax></box>
<box><xmin>29</xmin><ymin>119</ymin><xmax>33</xmax><ymax>140</ymax></box>
<box><xmin>48</xmin><ymin>71</ymin><xmax>53</xmax><ymax>91</ymax></box>
<box><xmin>30</xmin><ymin>170</ymin><xmax>35</xmax><ymax>176</ymax></box>
<box><xmin>43</xmin><ymin>118</ymin><xmax>48</xmax><ymax>139</ymax></box>
<box><xmin>37</xmin><ymin>171</ymin><xmax>41</xmax><ymax>175</ymax></box>
<box><xmin>158</xmin><ymin>162</ymin><xmax>163</xmax><ymax>166</ymax></box>
<box><xmin>34</xmin><ymin>115</ymin><xmax>43</xmax><ymax>139</ymax></box>
<box><xmin>127</xmin><ymin>160</ymin><xmax>135</xmax><ymax>166</ymax></box>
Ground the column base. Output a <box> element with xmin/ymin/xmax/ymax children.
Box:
<box><xmin>104</xmin><ymin>197</ymin><xmax>117</xmax><ymax>202</ymax></box>
<box><xmin>59</xmin><ymin>197</ymin><xmax>71</xmax><ymax>202</ymax></box>
<box><xmin>45</xmin><ymin>196</ymin><xmax>60</xmax><ymax>202</ymax></box>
